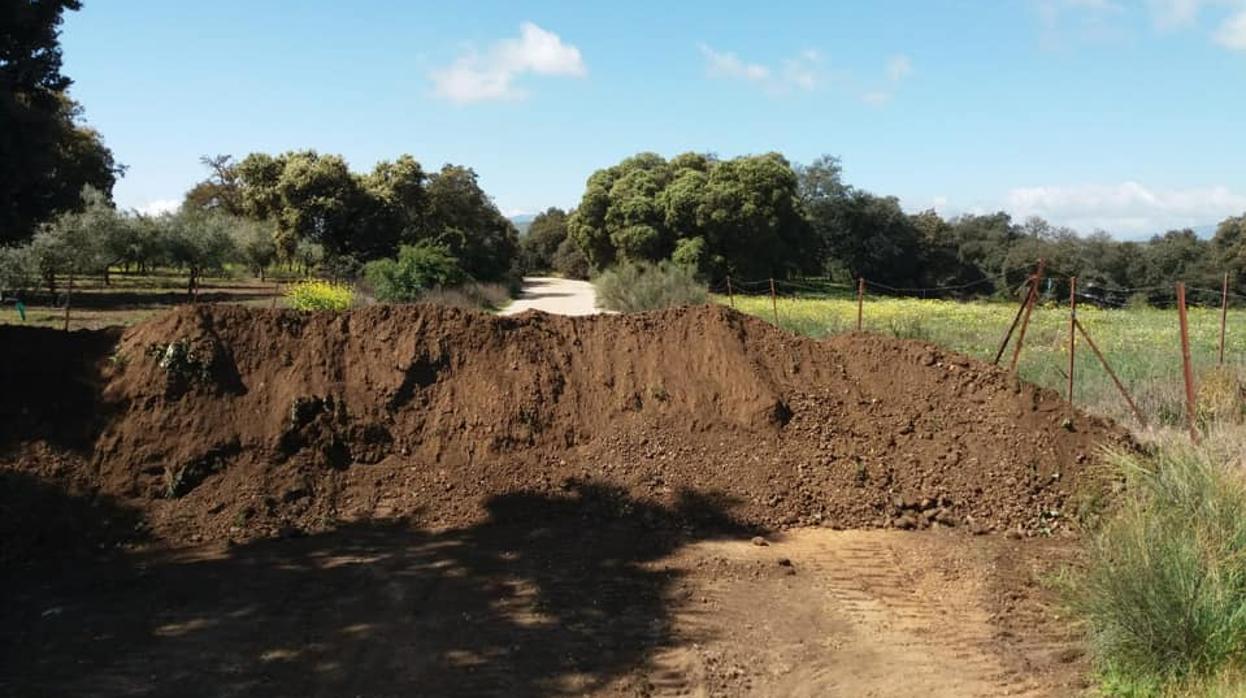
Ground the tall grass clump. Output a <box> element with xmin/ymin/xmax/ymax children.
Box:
<box><xmin>418</xmin><ymin>282</ymin><xmax>512</xmax><ymax>311</ymax></box>
<box><xmin>1067</xmin><ymin>444</ymin><xmax>1246</xmax><ymax>695</ymax></box>
<box><xmin>284</xmin><ymin>279</ymin><xmax>355</xmax><ymax>311</ymax></box>
<box><xmin>594</xmin><ymin>260</ymin><xmax>708</xmax><ymax>312</ymax></box>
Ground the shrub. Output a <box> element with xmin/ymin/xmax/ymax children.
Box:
<box><xmin>1065</xmin><ymin>444</ymin><xmax>1246</xmax><ymax>694</ymax></box>
<box><xmin>594</xmin><ymin>260</ymin><xmax>709</xmax><ymax>312</ymax></box>
<box><xmin>285</xmin><ymin>279</ymin><xmax>355</xmax><ymax>311</ymax></box>
<box><xmin>364</xmin><ymin>243</ymin><xmax>466</xmax><ymax>302</ymax></box>
<box><xmin>417</xmin><ymin>282</ymin><xmax>512</xmax><ymax>311</ymax></box>
<box><xmin>552</xmin><ymin>237</ymin><xmax>590</xmax><ymax>279</ymax></box>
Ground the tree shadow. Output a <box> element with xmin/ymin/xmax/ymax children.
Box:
<box><xmin>1</xmin><ymin>480</ymin><xmax>756</xmax><ymax>697</ymax></box>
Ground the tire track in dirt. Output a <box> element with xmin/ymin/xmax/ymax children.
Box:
<box><xmin>658</xmin><ymin>529</ymin><xmax>1084</xmax><ymax>697</ymax></box>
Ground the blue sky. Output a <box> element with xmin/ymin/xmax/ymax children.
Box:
<box><xmin>61</xmin><ymin>0</ymin><xmax>1246</xmax><ymax>238</ymax></box>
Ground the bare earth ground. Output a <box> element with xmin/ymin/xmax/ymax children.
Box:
<box><xmin>1</xmin><ymin>524</ymin><xmax>1084</xmax><ymax>697</ymax></box>
<box><xmin>501</xmin><ymin>276</ymin><xmax>603</xmax><ymax>316</ymax></box>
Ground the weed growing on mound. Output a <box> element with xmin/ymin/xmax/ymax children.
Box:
<box><xmin>285</xmin><ymin>280</ymin><xmax>355</xmax><ymax>311</ymax></box>
<box><xmin>1066</xmin><ymin>444</ymin><xmax>1246</xmax><ymax>695</ymax></box>
<box><xmin>595</xmin><ymin>261</ymin><xmax>708</xmax><ymax>312</ymax></box>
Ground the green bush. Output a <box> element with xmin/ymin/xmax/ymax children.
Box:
<box><xmin>285</xmin><ymin>279</ymin><xmax>355</xmax><ymax>311</ymax></box>
<box><xmin>364</xmin><ymin>243</ymin><xmax>466</xmax><ymax>302</ymax></box>
<box><xmin>594</xmin><ymin>260</ymin><xmax>709</xmax><ymax>312</ymax></box>
<box><xmin>1066</xmin><ymin>444</ymin><xmax>1246</xmax><ymax>695</ymax></box>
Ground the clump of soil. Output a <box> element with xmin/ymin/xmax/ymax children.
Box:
<box><xmin>1</xmin><ymin>304</ymin><xmax>1129</xmax><ymax>547</ymax></box>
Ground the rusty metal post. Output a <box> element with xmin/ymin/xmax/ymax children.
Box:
<box><xmin>1009</xmin><ymin>259</ymin><xmax>1046</xmax><ymax>372</ymax></box>
<box><xmin>726</xmin><ymin>275</ymin><xmax>735</xmax><ymax>308</ymax></box>
<box><xmin>856</xmin><ymin>277</ymin><xmax>865</xmax><ymax>332</ymax></box>
<box><xmin>993</xmin><ymin>263</ymin><xmax>1039</xmax><ymax>365</ymax></box>
<box><xmin>1177</xmin><ymin>282</ymin><xmax>1200</xmax><ymax>443</ymax></box>
<box><xmin>1068</xmin><ymin>277</ymin><xmax>1077</xmax><ymax>404</ymax></box>
<box><xmin>1074</xmin><ymin>318</ymin><xmax>1148</xmax><ymax>428</ymax></box>
<box><xmin>769</xmin><ymin>278</ymin><xmax>778</xmax><ymax>325</ymax></box>
<box><xmin>1220</xmin><ymin>271</ymin><xmax>1229</xmax><ymax>365</ymax></box>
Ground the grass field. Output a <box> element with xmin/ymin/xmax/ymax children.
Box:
<box><xmin>721</xmin><ymin>293</ymin><xmax>1246</xmax><ymax>431</ymax></box>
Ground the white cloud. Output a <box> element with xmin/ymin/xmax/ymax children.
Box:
<box><xmin>859</xmin><ymin>54</ymin><xmax>914</xmax><ymax>107</ymax></box>
<box><xmin>886</xmin><ymin>54</ymin><xmax>913</xmax><ymax>81</ymax></box>
<box><xmin>698</xmin><ymin>44</ymin><xmax>822</xmax><ymax>93</ymax></box>
<box><xmin>1004</xmin><ymin>181</ymin><xmax>1246</xmax><ymax>235</ymax></box>
<box><xmin>135</xmin><ymin>199</ymin><xmax>180</xmax><ymax>216</ymax></box>
<box><xmin>1214</xmin><ymin>8</ymin><xmax>1246</xmax><ymax>48</ymax></box>
<box><xmin>430</xmin><ymin>22</ymin><xmax>586</xmax><ymax>104</ymax></box>
<box><xmin>1148</xmin><ymin>0</ymin><xmax>1205</xmax><ymax>27</ymax></box>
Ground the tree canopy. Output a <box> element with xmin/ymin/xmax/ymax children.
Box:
<box><xmin>1</xmin><ymin>0</ymin><xmax>121</xmax><ymax>244</ymax></box>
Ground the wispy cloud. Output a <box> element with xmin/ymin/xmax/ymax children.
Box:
<box><xmin>430</xmin><ymin>22</ymin><xmax>586</xmax><ymax>104</ymax></box>
<box><xmin>698</xmin><ymin>44</ymin><xmax>823</xmax><ymax>94</ymax></box>
<box><xmin>860</xmin><ymin>53</ymin><xmax>914</xmax><ymax>107</ymax></box>
<box><xmin>1037</xmin><ymin>0</ymin><xmax>1246</xmax><ymax>51</ymax></box>
<box><xmin>1004</xmin><ymin>181</ymin><xmax>1246</xmax><ymax>235</ymax></box>
<box><xmin>1214</xmin><ymin>7</ymin><xmax>1246</xmax><ymax>48</ymax></box>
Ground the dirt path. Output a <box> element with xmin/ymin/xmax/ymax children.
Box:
<box><xmin>1</xmin><ymin>523</ymin><xmax>1085</xmax><ymax>697</ymax></box>
<box><xmin>500</xmin><ymin>276</ymin><xmax>602</xmax><ymax>316</ymax></box>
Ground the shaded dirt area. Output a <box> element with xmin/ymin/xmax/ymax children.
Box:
<box><xmin>1</xmin><ymin>484</ymin><xmax>1084</xmax><ymax>697</ymax></box>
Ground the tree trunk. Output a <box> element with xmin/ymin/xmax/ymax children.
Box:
<box><xmin>63</xmin><ymin>272</ymin><xmax>74</xmax><ymax>331</ymax></box>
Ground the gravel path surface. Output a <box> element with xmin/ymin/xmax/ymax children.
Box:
<box><xmin>500</xmin><ymin>276</ymin><xmax>602</xmax><ymax>316</ymax></box>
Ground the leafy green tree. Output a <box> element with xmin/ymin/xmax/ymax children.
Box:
<box><xmin>569</xmin><ymin>151</ymin><xmax>813</xmax><ymax>280</ymax></box>
<box><xmin>183</xmin><ymin>155</ymin><xmax>243</xmax><ymax>215</ymax></box>
<box><xmin>27</xmin><ymin>186</ymin><xmax>117</xmax><ymax>294</ymax></box>
<box><xmin>0</xmin><ymin>245</ymin><xmax>38</xmax><ymax>295</ymax></box>
<box><xmin>551</xmin><ymin>237</ymin><xmax>589</xmax><ymax>279</ymax></box>
<box><xmin>518</xmin><ymin>207</ymin><xmax>569</xmax><ymax>272</ymax></box>
<box><xmin>423</xmin><ymin>164</ymin><xmax>519</xmax><ymax>282</ymax></box>
<box><xmin>1212</xmin><ymin>214</ymin><xmax>1246</xmax><ymax>289</ymax></box>
<box><xmin>164</xmin><ymin>212</ymin><xmax>237</xmax><ymax>297</ymax></box>
<box><xmin>1</xmin><ymin>1</ymin><xmax>121</xmax><ymax>244</ymax></box>
<box><xmin>364</xmin><ymin>242</ymin><xmax>466</xmax><ymax>302</ymax></box>
<box><xmin>233</xmin><ymin>219</ymin><xmax>278</xmax><ymax>281</ymax></box>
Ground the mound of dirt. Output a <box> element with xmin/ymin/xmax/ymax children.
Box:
<box><xmin>1</xmin><ymin>304</ymin><xmax>1129</xmax><ymax>547</ymax></box>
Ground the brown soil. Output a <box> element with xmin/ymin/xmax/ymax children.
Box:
<box><xmin>0</xmin><ymin>304</ymin><xmax>1127</xmax><ymax>695</ymax></box>
<box><xmin>2</xmin><ymin>303</ymin><xmax>1127</xmax><ymax>549</ymax></box>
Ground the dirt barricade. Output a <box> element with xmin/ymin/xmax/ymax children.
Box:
<box><xmin>1</xmin><ymin>304</ymin><xmax>1129</xmax><ymax>547</ymax></box>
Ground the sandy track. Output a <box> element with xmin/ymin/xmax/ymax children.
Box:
<box><xmin>500</xmin><ymin>276</ymin><xmax>602</xmax><ymax>316</ymax></box>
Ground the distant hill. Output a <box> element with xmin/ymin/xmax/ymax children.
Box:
<box><xmin>510</xmin><ymin>213</ymin><xmax>536</xmax><ymax>235</ymax></box>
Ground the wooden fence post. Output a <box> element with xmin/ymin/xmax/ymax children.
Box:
<box><xmin>1067</xmin><ymin>277</ymin><xmax>1077</xmax><ymax>404</ymax></box>
<box><xmin>856</xmin><ymin>277</ymin><xmax>865</xmax><ymax>332</ymax></box>
<box><xmin>1220</xmin><ymin>271</ymin><xmax>1229</xmax><ymax>365</ymax></box>
<box><xmin>726</xmin><ymin>276</ymin><xmax>735</xmax><ymax>308</ymax></box>
<box><xmin>1176</xmin><ymin>282</ymin><xmax>1200</xmax><ymax>444</ymax></box>
<box><xmin>1009</xmin><ymin>259</ymin><xmax>1046</xmax><ymax>372</ymax></box>
<box><xmin>769</xmin><ymin>278</ymin><xmax>778</xmax><ymax>325</ymax></box>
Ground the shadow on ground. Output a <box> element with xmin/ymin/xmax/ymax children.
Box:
<box><xmin>1</xmin><ymin>479</ymin><xmax>754</xmax><ymax>697</ymax></box>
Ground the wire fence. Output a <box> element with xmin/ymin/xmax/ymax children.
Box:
<box><xmin>712</xmin><ymin>261</ymin><xmax>1243</xmax><ymax>442</ymax></box>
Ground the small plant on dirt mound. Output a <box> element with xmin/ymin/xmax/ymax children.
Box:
<box><xmin>146</xmin><ymin>339</ymin><xmax>212</xmax><ymax>383</ymax></box>
<box><xmin>285</xmin><ymin>279</ymin><xmax>355</xmax><ymax>311</ymax></box>
<box><xmin>1065</xmin><ymin>444</ymin><xmax>1246</xmax><ymax>695</ymax></box>
<box><xmin>594</xmin><ymin>260</ymin><xmax>708</xmax><ymax>312</ymax></box>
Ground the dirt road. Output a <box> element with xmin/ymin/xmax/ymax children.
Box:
<box><xmin>501</xmin><ymin>276</ymin><xmax>602</xmax><ymax>316</ymax></box>
<box><xmin>2</xmin><ymin>520</ymin><xmax>1085</xmax><ymax>697</ymax></box>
